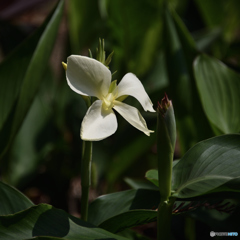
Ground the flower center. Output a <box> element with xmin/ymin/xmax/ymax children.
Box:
<box><xmin>102</xmin><ymin>81</ymin><xmax>119</xmax><ymax>111</ymax></box>
<box><xmin>102</xmin><ymin>93</ymin><xmax>115</xmax><ymax>110</ymax></box>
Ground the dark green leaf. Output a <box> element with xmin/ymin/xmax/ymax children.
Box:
<box><xmin>99</xmin><ymin>210</ymin><xmax>157</xmax><ymax>233</ymax></box>
<box><xmin>0</xmin><ymin>204</ymin><xmax>128</xmax><ymax>240</ymax></box>
<box><xmin>88</xmin><ymin>189</ymin><xmax>160</xmax><ymax>226</ymax></box>
<box><xmin>0</xmin><ymin>181</ymin><xmax>33</xmax><ymax>215</ymax></box>
<box><xmin>88</xmin><ymin>187</ymin><xmax>232</xmax><ymax>233</ymax></box>
<box><xmin>0</xmin><ymin>0</ymin><xmax>64</xmax><ymax>157</ymax></box>
<box><xmin>145</xmin><ymin>170</ymin><xmax>159</xmax><ymax>187</ymax></box>
<box><xmin>124</xmin><ymin>177</ymin><xmax>158</xmax><ymax>190</ymax></box>
<box><xmin>172</xmin><ymin>134</ymin><xmax>240</xmax><ymax>198</ymax></box>
<box><xmin>5</xmin><ymin>79</ymin><xmax>52</xmax><ymax>187</ymax></box>
<box><xmin>0</xmin><ymin>16</ymin><xmax>48</xmax><ymax>133</ymax></box>
<box><xmin>145</xmin><ymin>160</ymin><xmax>180</xmax><ymax>187</ymax></box>
<box><xmin>194</xmin><ymin>54</ymin><xmax>240</xmax><ymax>134</ymax></box>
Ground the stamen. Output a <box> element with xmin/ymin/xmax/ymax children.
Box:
<box><xmin>102</xmin><ymin>93</ymin><xmax>115</xmax><ymax>110</ymax></box>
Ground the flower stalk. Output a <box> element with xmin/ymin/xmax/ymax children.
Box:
<box><xmin>80</xmin><ymin>140</ymin><xmax>92</xmax><ymax>221</ymax></box>
<box><xmin>157</xmin><ymin>93</ymin><xmax>176</xmax><ymax>239</ymax></box>
<box><xmin>80</xmin><ymin>94</ymin><xmax>92</xmax><ymax>222</ymax></box>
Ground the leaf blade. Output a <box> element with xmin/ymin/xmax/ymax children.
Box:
<box><xmin>0</xmin><ymin>181</ymin><xmax>33</xmax><ymax>215</ymax></box>
<box><xmin>194</xmin><ymin>54</ymin><xmax>240</xmax><ymax>134</ymax></box>
<box><xmin>0</xmin><ymin>204</ymin><xmax>128</xmax><ymax>240</ymax></box>
<box><xmin>172</xmin><ymin>134</ymin><xmax>240</xmax><ymax>198</ymax></box>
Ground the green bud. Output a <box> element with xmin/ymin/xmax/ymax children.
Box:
<box><xmin>157</xmin><ymin>93</ymin><xmax>176</xmax><ymax>201</ymax></box>
<box><xmin>157</xmin><ymin>93</ymin><xmax>176</xmax><ymax>151</ymax></box>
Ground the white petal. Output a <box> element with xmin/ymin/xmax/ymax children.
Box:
<box><xmin>66</xmin><ymin>55</ymin><xmax>111</xmax><ymax>99</ymax></box>
<box><xmin>117</xmin><ymin>73</ymin><xmax>155</xmax><ymax>112</ymax></box>
<box><xmin>113</xmin><ymin>101</ymin><xmax>154</xmax><ymax>136</ymax></box>
<box><xmin>81</xmin><ymin>100</ymin><xmax>117</xmax><ymax>141</ymax></box>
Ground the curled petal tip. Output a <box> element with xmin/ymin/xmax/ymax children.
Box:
<box><xmin>145</xmin><ymin>130</ymin><xmax>154</xmax><ymax>136</ymax></box>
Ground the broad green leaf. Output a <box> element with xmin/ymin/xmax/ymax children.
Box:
<box><xmin>0</xmin><ymin>204</ymin><xmax>127</xmax><ymax>240</ymax></box>
<box><xmin>194</xmin><ymin>54</ymin><xmax>240</xmax><ymax>134</ymax></box>
<box><xmin>5</xmin><ymin>79</ymin><xmax>52</xmax><ymax>187</ymax></box>
<box><xmin>145</xmin><ymin>170</ymin><xmax>158</xmax><ymax>187</ymax></box>
<box><xmin>145</xmin><ymin>170</ymin><xmax>240</xmax><ymax>200</ymax></box>
<box><xmin>0</xmin><ymin>181</ymin><xmax>33</xmax><ymax>215</ymax></box>
<box><xmin>172</xmin><ymin>134</ymin><xmax>240</xmax><ymax>198</ymax></box>
<box><xmin>88</xmin><ymin>188</ymin><xmax>231</xmax><ymax>233</ymax></box>
<box><xmin>99</xmin><ymin>210</ymin><xmax>157</xmax><ymax>233</ymax></box>
<box><xmin>145</xmin><ymin>160</ymin><xmax>180</xmax><ymax>187</ymax></box>
<box><xmin>0</xmin><ymin>16</ymin><xmax>48</xmax><ymax>132</ymax></box>
<box><xmin>0</xmin><ymin>0</ymin><xmax>64</xmax><ymax>157</ymax></box>
<box><xmin>88</xmin><ymin>189</ymin><xmax>160</xmax><ymax>226</ymax></box>
<box><xmin>124</xmin><ymin>177</ymin><xmax>158</xmax><ymax>190</ymax></box>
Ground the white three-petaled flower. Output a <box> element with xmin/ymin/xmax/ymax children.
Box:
<box><xmin>65</xmin><ymin>55</ymin><xmax>155</xmax><ymax>141</ymax></box>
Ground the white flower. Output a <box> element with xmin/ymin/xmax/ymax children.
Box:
<box><xmin>65</xmin><ymin>55</ymin><xmax>155</xmax><ymax>141</ymax></box>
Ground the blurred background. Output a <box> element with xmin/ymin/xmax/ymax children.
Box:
<box><xmin>0</xmin><ymin>0</ymin><xmax>240</xmax><ymax>239</ymax></box>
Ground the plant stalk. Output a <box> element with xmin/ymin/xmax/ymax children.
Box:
<box><xmin>81</xmin><ymin>140</ymin><xmax>92</xmax><ymax>221</ymax></box>
<box><xmin>157</xmin><ymin>94</ymin><xmax>176</xmax><ymax>239</ymax></box>
<box><xmin>157</xmin><ymin>198</ymin><xmax>176</xmax><ymax>240</ymax></box>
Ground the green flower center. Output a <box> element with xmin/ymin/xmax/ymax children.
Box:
<box><xmin>102</xmin><ymin>93</ymin><xmax>115</xmax><ymax>110</ymax></box>
<box><xmin>102</xmin><ymin>80</ymin><xmax>119</xmax><ymax>111</ymax></box>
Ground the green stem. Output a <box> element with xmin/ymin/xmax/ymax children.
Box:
<box><xmin>157</xmin><ymin>95</ymin><xmax>176</xmax><ymax>239</ymax></box>
<box><xmin>157</xmin><ymin>197</ymin><xmax>176</xmax><ymax>240</ymax></box>
<box><xmin>81</xmin><ymin>140</ymin><xmax>92</xmax><ymax>221</ymax></box>
<box><xmin>157</xmin><ymin>108</ymin><xmax>174</xmax><ymax>201</ymax></box>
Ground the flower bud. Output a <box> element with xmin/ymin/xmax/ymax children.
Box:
<box><xmin>157</xmin><ymin>93</ymin><xmax>176</xmax><ymax>201</ymax></box>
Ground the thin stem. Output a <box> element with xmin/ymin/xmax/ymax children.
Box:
<box><xmin>81</xmin><ymin>140</ymin><xmax>92</xmax><ymax>221</ymax></box>
<box><xmin>157</xmin><ymin>198</ymin><xmax>176</xmax><ymax>240</ymax></box>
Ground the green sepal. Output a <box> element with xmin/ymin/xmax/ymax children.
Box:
<box><xmin>116</xmin><ymin>95</ymin><xmax>128</xmax><ymax>102</ymax></box>
<box><xmin>105</xmin><ymin>51</ymin><xmax>114</xmax><ymax>67</ymax></box>
<box><xmin>96</xmin><ymin>38</ymin><xmax>105</xmax><ymax>64</ymax></box>
<box><xmin>108</xmin><ymin>80</ymin><xmax>117</xmax><ymax>93</ymax></box>
<box><xmin>88</xmin><ymin>49</ymin><xmax>93</xmax><ymax>58</ymax></box>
